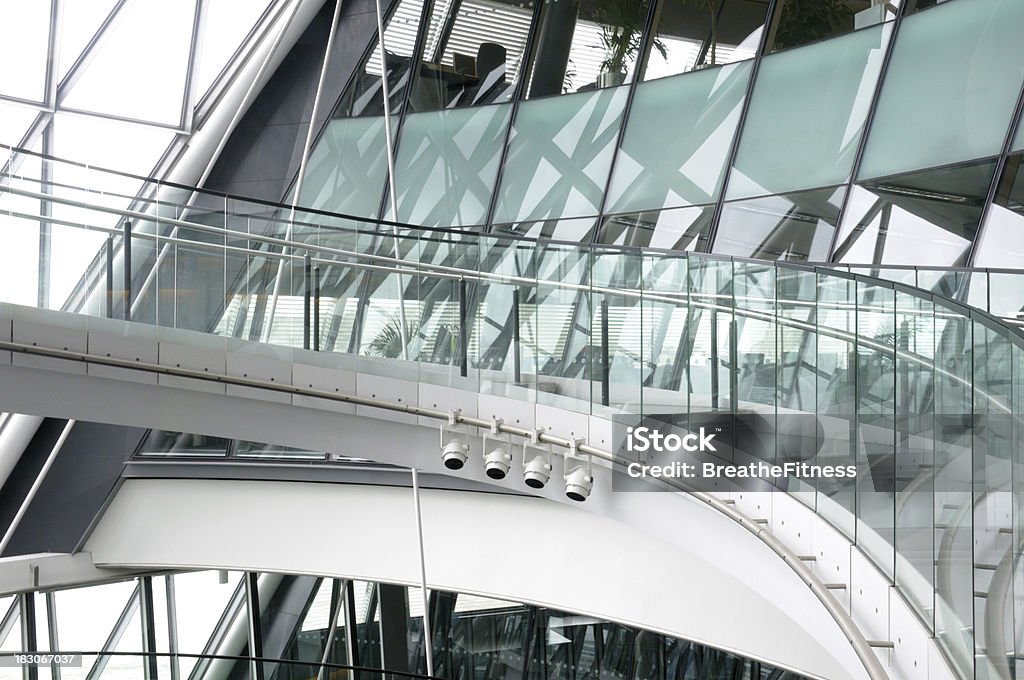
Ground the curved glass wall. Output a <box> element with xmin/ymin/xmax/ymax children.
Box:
<box><xmin>605</xmin><ymin>62</ymin><xmax>751</xmax><ymax>213</ymax></box>
<box><xmin>858</xmin><ymin>0</ymin><xmax>1024</xmax><ymax>181</ymax></box>
<box><xmin>0</xmin><ymin>572</ymin><xmax>810</xmax><ymax>680</ymax></box>
<box><xmin>389</xmin><ymin>104</ymin><xmax>512</xmax><ymax>227</ymax></box>
<box><xmin>725</xmin><ymin>24</ymin><xmax>888</xmax><ymax>200</ymax></box>
<box><xmin>492</xmin><ymin>86</ymin><xmax>628</xmax><ymax>222</ymax></box>
<box><xmin>276</xmin><ymin>0</ymin><xmax>1024</xmax><ymax>280</ymax></box>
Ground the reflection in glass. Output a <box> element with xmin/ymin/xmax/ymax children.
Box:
<box><xmin>973</xmin><ymin>153</ymin><xmax>1024</xmax><ymax>268</ymax></box>
<box><xmin>858</xmin><ymin>0</ymin><xmax>1024</xmax><ymax>180</ymax></box>
<box><xmin>410</xmin><ymin>0</ymin><xmax>532</xmax><ymax>110</ymax></box>
<box><xmin>605</xmin><ymin>62</ymin><xmax>751</xmax><ymax>213</ymax></box>
<box><xmin>713</xmin><ymin>186</ymin><xmax>844</xmax><ymax>261</ymax></box>
<box><xmin>493</xmin><ymin>87</ymin><xmax>627</xmax><ymax>222</ymax></box>
<box><xmin>390</xmin><ymin>105</ymin><xmax>512</xmax><ymax>226</ymax></box>
<box><xmin>597</xmin><ymin>205</ymin><xmax>713</xmax><ymax>250</ymax></box>
<box><xmin>834</xmin><ymin>160</ymin><xmax>996</xmax><ymax>266</ymax></box>
<box><xmin>642</xmin><ymin>0</ymin><xmax>767</xmax><ymax>80</ymax></box>
<box><xmin>768</xmin><ymin>0</ymin><xmax>897</xmax><ymax>53</ymax></box>
<box><xmin>298</xmin><ymin>116</ymin><xmax>390</xmax><ymax>218</ymax></box>
<box><xmin>523</xmin><ymin>0</ymin><xmax>652</xmax><ymax>97</ymax></box>
<box><xmin>334</xmin><ymin>0</ymin><xmax>426</xmax><ymax>118</ymax></box>
<box><xmin>727</xmin><ymin>25</ymin><xmax>888</xmax><ymax>199</ymax></box>
<box><xmin>491</xmin><ymin>217</ymin><xmax>598</xmax><ymax>241</ymax></box>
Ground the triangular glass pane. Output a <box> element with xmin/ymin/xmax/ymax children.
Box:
<box><xmin>47</xmin><ymin>113</ymin><xmax>174</xmax><ymax>308</ymax></box>
<box><xmin>0</xmin><ymin>596</ymin><xmax>20</xmax><ymax>652</ymax></box>
<box><xmin>0</xmin><ymin>2</ymin><xmax>51</xmax><ymax>102</ymax></box>
<box><xmin>0</xmin><ymin>100</ymin><xmax>39</xmax><ymax>146</ymax></box>
<box><xmin>194</xmin><ymin>0</ymin><xmax>274</xmax><ymax>102</ymax></box>
<box><xmin>53</xmin><ymin>581</ymin><xmax>138</xmax><ymax>652</ymax></box>
<box><xmin>57</xmin><ymin>0</ymin><xmax>120</xmax><ymax>83</ymax></box>
<box><xmin>62</xmin><ymin>0</ymin><xmax>198</xmax><ymax>126</ymax></box>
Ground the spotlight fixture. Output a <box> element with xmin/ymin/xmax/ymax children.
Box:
<box><xmin>522</xmin><ymin>432</ymin><xmax>552</xmax><ymax>489</ymax></box>
<box><xmin>565</xmin><ymin>465</ymin><xmax>594</xmax><ymax>501</ymax></box>
<box><xmin>482</xmin><ymin>419</ymin><xmax>512</xmax><ymax>479</ymax></box>
<box><xmin>439</xmin><ymin>410</ymin><xmax>469</xmax><ymax>470</ymax></box>
<box><xmin>523</xmin><ymin>454</ymin><xmax>552</xmax><ymax>488</ymax></box>
<box><xmin>564</xmin><ymin>438</ymin><xmax>592</xmax><ymax>502</ymax></box>
<box><xmin>442</xmin><ymin>438</ymin><xmax>470</xmax><ymax>470</ymax></box>
<box><xmin>484</xmin><ymin>445</ymin><xmax>512</xmax><ymax>479</ymax></box>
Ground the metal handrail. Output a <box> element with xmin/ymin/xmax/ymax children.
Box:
<box><xmin>0</xmin><ymin>330</ymin><xmax>887</xmax><ymax>680</ymax></box>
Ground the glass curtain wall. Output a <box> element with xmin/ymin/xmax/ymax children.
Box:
<box><xmin>0</xmin><ymin>573</ymin><xmax>811</xmax><ymax>680</ymax></box>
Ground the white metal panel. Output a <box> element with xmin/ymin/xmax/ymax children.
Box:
<box><xmin>291</xmin><ymin>358</ymin><xmax>356</xmax><ymax>415</ymax></box>
<box><xmin>86</xmin><ymin>477</ymin><xmax>868</xmax><ymax>680</ymax></box>
<box><xmin>11</xmin><ymin>307</ymin><xmax>88</xmax><ymax>375</ymax></box>
<box><xmin>157</xmin><ymin>334</ymin><xmax>227</xmax><ymax>394</ymax></box>
<box><xmin>225</xmin><ymin>341</ymin><xmax>293</xmax><ymax>404</ymax></box>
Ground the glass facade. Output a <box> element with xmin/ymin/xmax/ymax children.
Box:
<box><xmin>266</xmin><ymin>0</ymin><xmax>1024</xmax><ymax>284</ymax></box>
<box><xmin>0</xmin><ymin>572</ymin><xmax>809</xmax><ymax>680</ymax></box>
<box><xmin>6</xmin><ymin>1</ymin><xmax>1024</xmax><ymax>679</ymax></box>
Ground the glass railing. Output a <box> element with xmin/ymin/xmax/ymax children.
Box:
<box><xmin>3</xmin><ymin>144</ymin><xmax>1024</xmax><ymax>679</ymax></box>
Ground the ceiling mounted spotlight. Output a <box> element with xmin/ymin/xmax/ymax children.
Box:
<box><xmin>442</xmin><ymin>438</ymin><xmax>469</xmax><ymax>470</ymax></box>
<box><xmin>440</xmin><ymin>410</ymin><xmax>469</xmax><ymax>470</ymax></box>
<box><xmin>564</xmin><ymin>438</ymin><xmax>592</xmax><ymax>502</ymax></box>
<box><xmin>523</xmin><ymin>431</ymin><xmax>552</xmax><ymax>489</ymax></box>
<box><xmin>565</xmin><ymin>465</ymin><xmax>593</xmax><ymax>501</ymax></box>
<box><xmin>483</xmin><ymin>419</ymin><xmax>512</xmax><ymax>480</ymax></box>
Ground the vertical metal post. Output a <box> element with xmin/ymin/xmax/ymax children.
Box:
<box><xmin>411</xmin><ymin>470</ymin><xmax>434</xmax><ymax>677</ymax></box>
<box><xmin>342</xmin><ymin>581</ymin><xmax>358</xmax><ymax>670</ymax></box>
<box><xmin>710</xmin><ymin>308</ymin><xmax>719</xmax><ymax>410</ymax></box>
<box><xmin>458</xmin><ymin>278</ymin><xmax>468</xmax><ymax>378</ymax></box>
<box><xmin>106</xmin><ymin>236</ymin><xmax>114</xmax><ymax>319</ymax></box>
<box><xmin>316</xmin><ymin>580</ymin><xmax>344</xmax><ymax>680</ymax></box>
<box><xmin>372</xmin><ymin>0</ymin><xmax>411</xmax><ymax>360</ymax></box>
<box><xmin>20</xmin><ymin>593</ymin><xmax>37</xmax><ymax>680</ymax></box>
<box><xmin>122</xmin><ymin>219</ymin><xmax>132</xmax><ymax>321</ymax></box>
<box><xmin>303</xmin><ymin>253</ymin><xmax>312</xmax><ymax>351</ymax></box>
<box><xmin>512</xmin><ymin>288</ymin><xmax>522</xmax><ymax>384</ymax></box>
<box><xmin>45</xmin><ymin>593</ymin><xmax>59</xmax><ymax>680</ymax></box>
<box><xmin>314</xmin><ymin>265</ymin><xmax>321</xmax><ymax>351</ymax></box>
<box><xmin>729</xmin><ymin>319</ymin><xmax>738</xmax><ymax>414</ymax></box>
<box><xmin>139</xmin><ymin>576</ymin><xmax>159</xmax><ymax>680</ymax></box>
<box><xmin>165</xmin><ymin>575</ymin><xmax>180</xmax><ymax>680</ymax></box>
<box><xmin>600</xmin><ymin>298</ymin><xmax>610</xmax><ymax>407</ymax></box>
<box><xmin>245</xmin><ymin>573</ymin><xmax>265</xmax><ymax>680</ymax></box>
<box><xmin>38</xmin><ymin>129</ymin><xmax>53</xmax><ymax>309</ymax></box>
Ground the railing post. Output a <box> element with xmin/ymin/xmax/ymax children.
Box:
<box><xmin>314</xmin><ymin>264</ymin><xmax>321</xmax><ymax>352</ymax></box>
<box><xmin>123</xmin><ymin>219</ymin><xmax>132</xmax><ymax>321</ymax></box>
<box><xmin>303</xmin><ymin>252</ymin><xmax>311</xmax><ymax>351</ymax></box>
<box><xmin>600</xmin><ymin>298</ymin><xmax>610</xmax><ymax>407</ymax></box>
<box><xmin>459</xmin><ymin>278</ymin><xmax>468</xmax><ymax>378</ymax></box>
<box><xmin>729</xmin><ymin>319</ymin><xmax>738</xmax><ymax>414</ymax></box>
<box><xmin>710</xmin><ymin>308</ymin><xmax>719</xmax><ymax>410</ymax></box>
<box><xmin>106</xmin><ymin>236</ymin><xmax>114</xmax><ymax>319</ymax></box>
<box><xmin>512</xmin><ymin>288</ymin><xmax>522</xmax><ymax>384</ymax></box>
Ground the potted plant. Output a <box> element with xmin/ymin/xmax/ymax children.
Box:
<box><xmin>595</xmin><ymin>0</ymin><xmax>666</xmax><ymax>87</ymax></box>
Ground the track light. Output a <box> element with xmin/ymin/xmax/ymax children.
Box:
<box><xmin>484</xmin><ymin>446</ymin><xmax>512</xmax><ymax>479</ymax></box>
<box><xmin>565</xmin><ymin>466</ymin><xmax>594</xmax><ymax>501</ymax></box>
<box><xmin>440</xmin><ymin>410</ymin><xmax>469</xmax><ymax>470</ymax></box>
<box><xmin>442</xmin><ymin>438</ymin><xmax>469</xmax><ymax>469</ymax></box>
<box><xmin>564</xmin><ymin>438</ymin><xmax>592</xmax><ymax>502</ymax></box>
<box><xmin>482</xmin><ymin>419</ymin><xmax>511</xmax><ymax>479</ymax></box>
<box><xmin>523</xmin><ymin>435</ymin><xmax>552</xmax><ymax>489</ymax></box>
<box><xmin>523</xmin><ymin>454</ymin><xmax>552</xmax><ymax>488</ymax></box>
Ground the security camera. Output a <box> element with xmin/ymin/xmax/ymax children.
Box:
<box><xmin>441</xmin><ymin>438</ymin><xmax>469</xmax><ymax>470</ymax></box>
<box><xmin>523</xmin><ymin>454</ymin><xmax>552</xmax><ymax>488</ymax></box>
<box><xmin>565</xmin><ymin>466</ymin><xmax>593</xmax><ymax>502</ymax></box>
<box><xmin>484</xmin><ymin>446</ymin><xmax>512</xmax><ymax>479</ymax></box>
